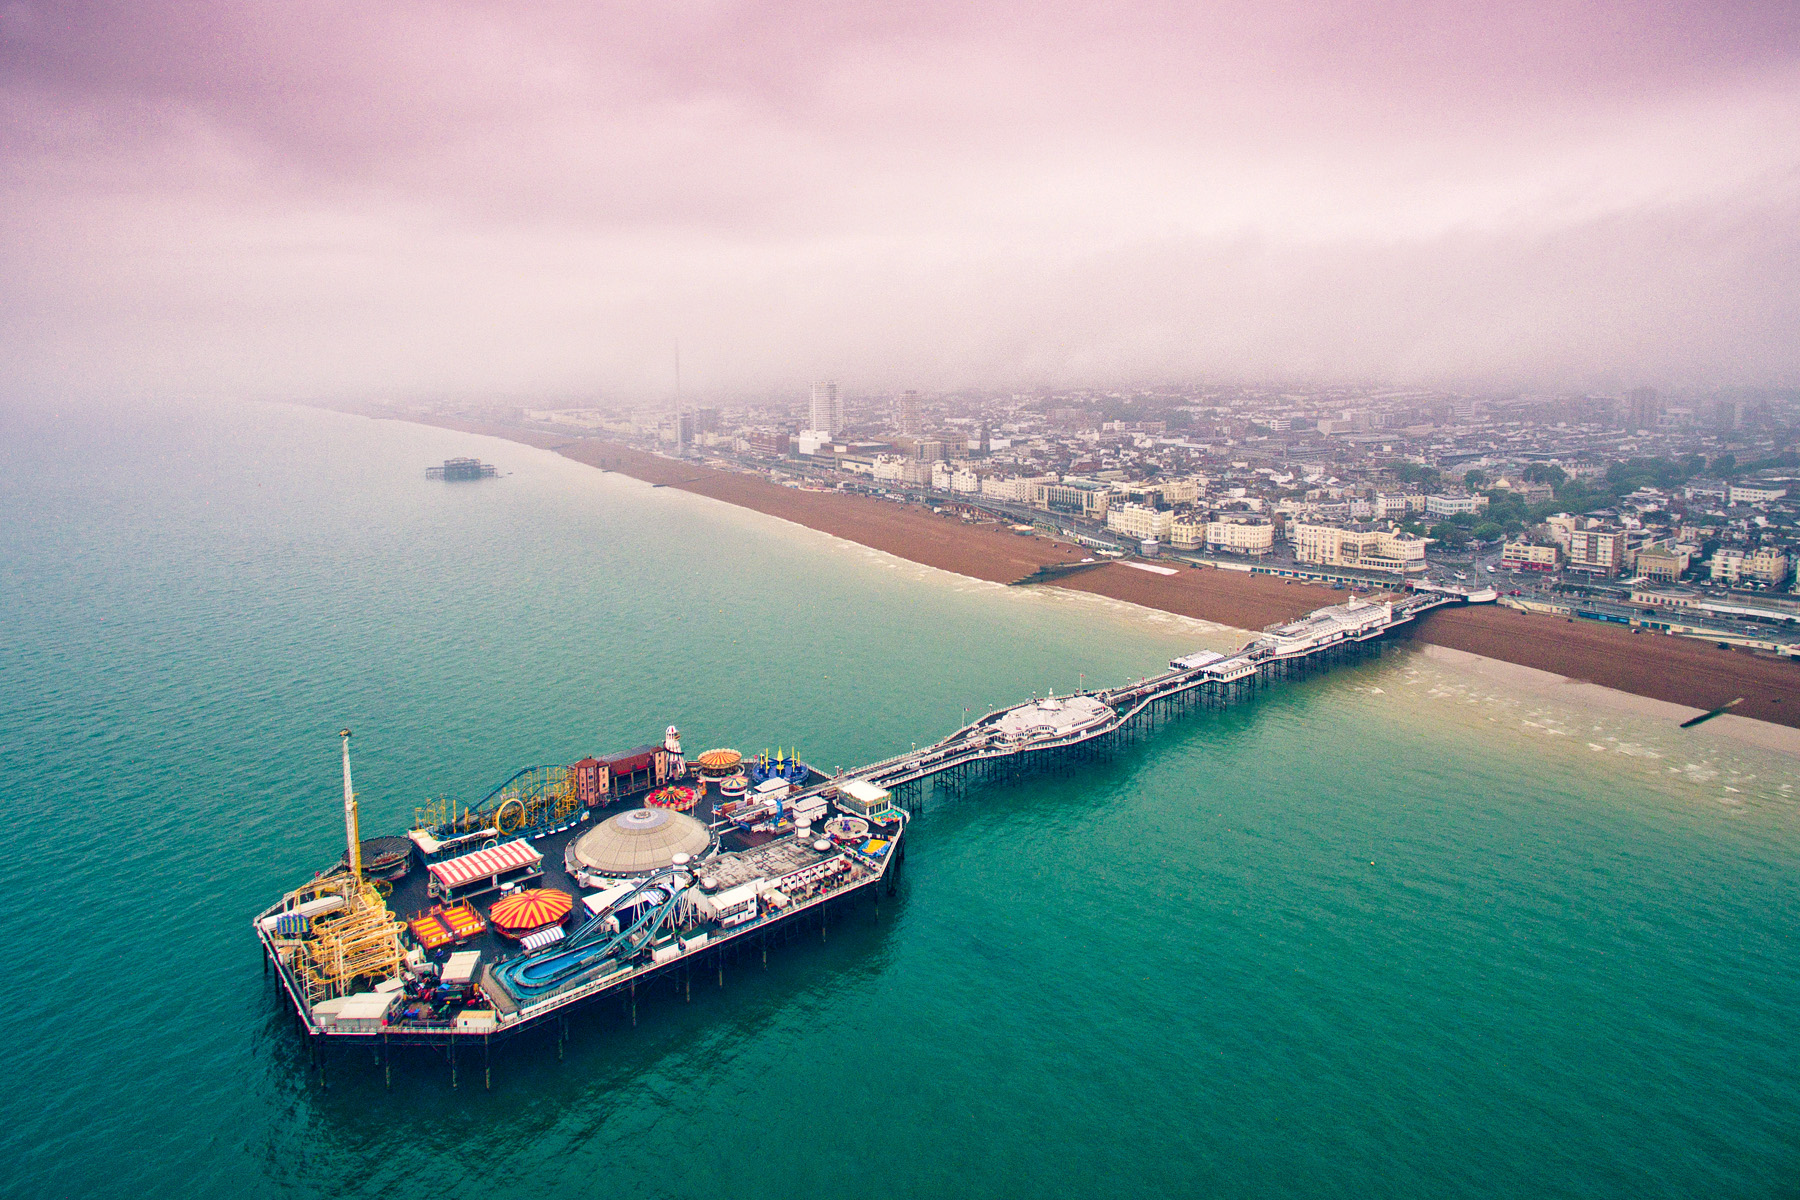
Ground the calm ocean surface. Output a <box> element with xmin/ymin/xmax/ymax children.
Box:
<box><xmin>2</xmin><ymin>401</ymin><xmax>1796</xmax><ymax>1199</ymax></box>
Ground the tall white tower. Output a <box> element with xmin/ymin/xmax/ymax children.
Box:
<box><xmin>810</xmin><ymin>381</ymin><xmax>843</xmax><ymax>437</ymax></box>
<box><xmin>897</xmin><ymin>390</ymin><xmax>922</xmax><ymax>436</ymax></box>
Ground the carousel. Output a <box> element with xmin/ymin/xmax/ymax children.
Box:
<box><xmin>487</xmin><ymin>888</ymin><xmax>574</xmax><ymax>940</ymax></box>
<box><xmin>696</xmin><ymin>748</ymin><xmax>748</xmax><ymax>798</ymax></box>
<box><xmin>694</xmin><ymin>748</ymin><xmax>743</xmax><ymax>779</ymax></box>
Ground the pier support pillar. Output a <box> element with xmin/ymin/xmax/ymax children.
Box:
<box><xmin>383</xmin><ymin>1036</ymin><xmax>390</xmax><ymax>1090</ymax></box>
<box><xmin>450</xmin><ymin>1043</ymin><xmax>457</xmax><ymax>1089</ymax></box>
<box><xmin>484</xmin><ymin>1039</ymin><xmax>491</xmax><ymax>1091</ymax></box>
<box><xmin>630</xmin><ymin>983</ymin><xmax>637</xmax><ymax>1027</ymax></box>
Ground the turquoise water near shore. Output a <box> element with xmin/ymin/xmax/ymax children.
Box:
<box><xmin>2</xmin><ymin>401</ymin><xmax>1796</xmax><ymax>1199</ymax></box>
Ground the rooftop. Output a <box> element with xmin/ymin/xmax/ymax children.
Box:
<box><xmin>992</xmin><ymin>695</ymin><xmax>1113</xmax><ymax>740</ymax></box>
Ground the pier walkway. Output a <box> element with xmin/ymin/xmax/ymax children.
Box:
<box><xmin>816</xmin><ymin>590</ymin><xmax>1473</xmax><ymax>797</ymax></box>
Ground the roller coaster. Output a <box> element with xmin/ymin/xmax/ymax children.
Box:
<box><xmin>491</xmin><ymin>868</ymin><xmax>688</xmax><ymax>1001</ymax></box>
<box><xmin>412</xmin><ymin>764</ymin><xmax>579</xmax><ymax>845</ymax></box>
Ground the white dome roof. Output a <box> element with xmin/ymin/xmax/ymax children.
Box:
<box><xmin>569</xmin><ymin>807</ymin><xmax>711</xmax><ymax>876</ymax></box>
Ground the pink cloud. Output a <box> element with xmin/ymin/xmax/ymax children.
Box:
<box><xmin>2</xmin><ymin>1</ymin><xmax>1798</xmax><ymax>401</ymax></box>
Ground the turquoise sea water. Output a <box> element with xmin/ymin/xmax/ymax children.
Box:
<box><xmin>2</xmin><ymin>401</ymin><xmax>1796</xmax><ymax>1199</ymax></box>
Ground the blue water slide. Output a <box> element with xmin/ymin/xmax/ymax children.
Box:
<box><xmin>493</xmin><ymin>869</ymin><xmax>688</xmax><ymax>1000</ymax></box>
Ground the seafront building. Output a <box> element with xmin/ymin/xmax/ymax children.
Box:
<box><xmin>1501</xmin><ymin>541</ymin><xmax>1559</xmax><ymax>571</ymax></box>
<box><xmin>1106</xmin><ymin>503</ymin><xmax>1174</xmax><ymax>542</ymax></box>
<box><xmin>1291</xmin><ymin>522</ymin><xmax>1427</xmax><ymax>575</ymax></box>
<box><xmin>1203</xmin><ymin>518</ymin><xmax>1274</xmax><ymax>556</ymax></box>
<box><xmin>1711</xmin><ymin>546</ymin><xmax>1791</xmax><ymax>587</ymax></box>
<box><xmin>1038</xmin><ymin>479</ymin><xmax>1111</xmax><ymax>521</ymax></box>
<box><xmin>1633</xmin><ymin>543</ymin><xmax>1690</xmax><ymax>583</ymax></box>
<box><xmin>1566</xmin><ymin>526</ymin><xmax>1628</xmax><ymax>576</ymax></box>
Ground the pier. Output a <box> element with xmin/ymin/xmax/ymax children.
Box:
<box><xmin>822</xmin><ymin>589</ymin><xmax>1473</xmax><ymax>800</ymax></box>
<box><xmin>255</xmin><ymin>588</ymin><xmax>1485</xmax><ymax>1083</ymax></box>
<box><xmin>426</xmin><ymin>456</ymin><xmax>498</xmax><ymax>481</ymax></box>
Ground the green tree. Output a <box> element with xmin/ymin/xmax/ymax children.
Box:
<box><xmin>1429</xmin><ymin>523</ymin><xmax>1467</xmax><ymax>548</ymax></box>
<box><xmin>1395</xmin><ymin>462</ymin><xmax>1440</xmax><ymax>488</ymax></box>
<box><xmin>1464</xmin><ymin>469</ymin><xmax>1489</xmax><ymax>490</ymax></box>
<box><xmin>1522</xmin><ymin>463</ymin><xmax>1566</xmax><ymax>488</ymax></box>
<box><xmin>1712</xmin><ymin>452</ymin><xmax>1738</xmax><ymax>477</ymax></box>
<box><xmin>1483</xmin><ymin>493</ymin><xmax>1530</xmax><ymax>527</ymax></box>
<box><xmin>1473</xmin><ymin>521</ymin><xmax>1503</xmax><ymax>542</ymax></box>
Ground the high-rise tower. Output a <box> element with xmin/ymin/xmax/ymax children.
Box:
<box><xmin>810</xmin><ymin>381</ymin><xmax>843</xmax><ymax>436</ymax></box>
<box><xmin>896</xmin><ymin>390</ymin><xmax>922</xmax><ymax>436</ymax></box>
<box><xmin>1623</xmin><ymin>387</ymin><xmax>1662</xmax><ymax>431</ymax></box>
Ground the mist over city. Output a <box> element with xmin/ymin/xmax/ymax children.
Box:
<box><xmin>4</xmin><ymin>0</ymin><xmax>1799</xmax><ymax>404</ymax></box>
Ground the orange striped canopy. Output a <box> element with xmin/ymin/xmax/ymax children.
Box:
<box><xmin>487</xmin><ymin>888</ymin><xmax>574</xmax><ymax>933</ymax></box>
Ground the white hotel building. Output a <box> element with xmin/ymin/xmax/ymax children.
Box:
<box><xmin>1291</xmin><ymin>523</ymin><xmax>1428</xmax><ymax>575</ymax></box>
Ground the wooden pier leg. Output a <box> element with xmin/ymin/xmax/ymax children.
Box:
<box><xmin>718</xmin><ymin>958</ymin><xmax>724</xmax><ymax>988</ymax></box>
<box><xmin>383</xmin><ymin>1035</ymin><xmax>390</xmax><ymax>1090</ymax></box>
<box><xmin>484</xmin><ymin>1038</ymin><xmax>491</xmax><ymax>1091</ymax></box>
<box><xmin>630</xmin><ymin>982</ymin><xmax>637</xmax><ymax>1026</ymax></box>
<box><xmin>450</xmin><ymin>1042</ymin><xmax>457</xmax><ymax>1089</ymax></box>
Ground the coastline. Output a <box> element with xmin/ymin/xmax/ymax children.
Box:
<box><xmin>382</xmin><ymin>411</ymin><xmax>1800</xmax><ymax>731</ymax></box>
<box><xmin>1410</xmin><ymin>644</ymin><xmax>1800</xmax><ymax>757</ymax></box>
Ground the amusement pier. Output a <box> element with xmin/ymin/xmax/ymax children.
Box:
<box><xmin>255</xmin><ymin>586</ymin><xmax>1493</xmax><ymax>1085</ymax></box>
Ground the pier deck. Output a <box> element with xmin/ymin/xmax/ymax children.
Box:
<box><xmin>256</xmin><ymin>587</ymin><xmax>1482</xmax><ymax>1073</ymax></box>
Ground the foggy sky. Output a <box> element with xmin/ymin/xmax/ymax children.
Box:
<box><xmin>3</xmin><ymin>1</ymin><xmax>1798</xmax><ymax>404</ymax></box>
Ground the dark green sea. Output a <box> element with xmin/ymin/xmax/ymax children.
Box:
<box><xmin>3</xmin><ymin>401</ymin><xmax>1796</xmax><ymax>1199</ymax></box>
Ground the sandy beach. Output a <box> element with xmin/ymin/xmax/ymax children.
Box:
<box><xmin>402</xmin><ymin>415</ymin><xmax>1800</xmax><ymax>730</ymax></box>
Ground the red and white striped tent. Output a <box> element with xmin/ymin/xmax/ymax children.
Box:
<box><xmin>428</xmin><ymin>838</ymin><xmax>542</xmax><ymax>892</ymax></box>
